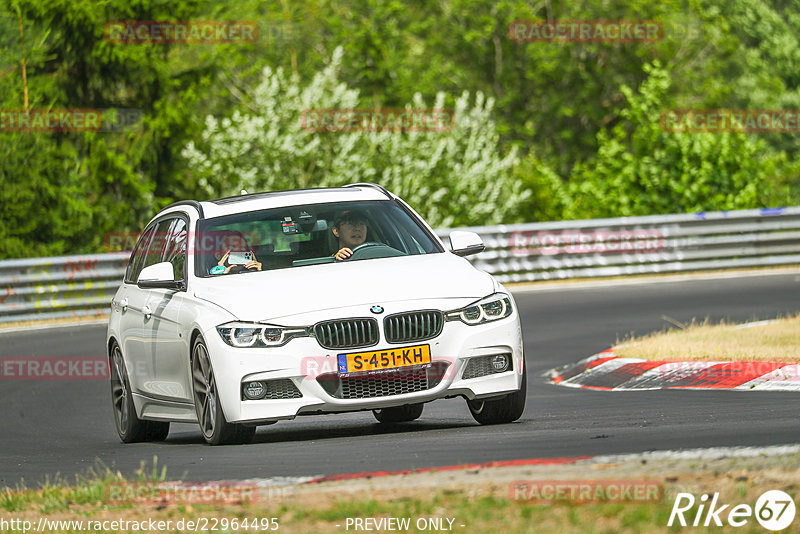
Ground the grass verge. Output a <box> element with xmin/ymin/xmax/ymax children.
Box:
<box><xmin>614</xmin><ymin>314</ymin><xmax>800</xmax><ymax>363</ymax></box>
<box><xmin>2</xmin><ymin>452</ymin><xmax>799</xmax><ymax>533</ymax></box>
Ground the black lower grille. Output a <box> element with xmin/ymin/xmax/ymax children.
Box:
<box><xmin>384</xmin><ymin>310</ymin><xmax>444</xmax><ymax>343</ymax></box>
<box><xmin>264</xmin><ymin>379</ymin><xmax>302</xmax><ymax>399</ymax></box>
<box><xmin>242</xmin><ymin>379</ymin><xmax>302</xmax><ymax>400</ymax></box>
<box><xmin>313</xmin><ymin>318</ymin><xmax>378</xmax><ymax>349</ymax></box>
<box><xmin>317</xmin><ymin>362</ymin><xmax>450</xmax><ymax>399</ymax></box>
<box><xmin>462</xmin><ymin>354</ymin><xmax>512</xmax><ymax>379</ymax></box>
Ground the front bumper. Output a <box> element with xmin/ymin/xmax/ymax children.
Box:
<box><xmin>204</xmin><ymin>314</ymin><xmax>524</xmax><ymax>424</ymax></box>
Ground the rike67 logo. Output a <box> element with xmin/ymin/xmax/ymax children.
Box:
<box><xmin>668</xmin><ymin>490</ymin><xmax>796</xmax><ymax>531</ymax></box>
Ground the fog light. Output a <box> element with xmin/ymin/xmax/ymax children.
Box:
<box><xmin>491</xmin><ymin>354</ymin><xmax>509</xmax><ymax>372</ymax></box>
<box><xmin>243</xmin><ymin>381</ymin><xmax>266</xmax><ymax>400</ymax></box>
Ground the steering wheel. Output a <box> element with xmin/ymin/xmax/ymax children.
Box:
<box><xmin>350</xmin><ymin>242</ymin><xmax>384</xmax><ymax>253</ymax></box>
<box><xmin>346</xmin><ymin>241</ymin><xmax>406</xmax><ymax>261</ymax></box>
<box><xmin>335</xmin><ymin>242</ymin><xmax>384</xmax><ymax>261</ymax></box>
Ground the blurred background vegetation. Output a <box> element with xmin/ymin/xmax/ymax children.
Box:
<box><xmin>1</xmin><ymin>0</ymin><xmax>799</xmax><ymax>258</ymax></box>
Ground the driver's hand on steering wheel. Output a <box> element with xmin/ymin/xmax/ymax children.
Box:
<box><xmin>334</xmin><ymin>247</ymin><xmax>353</xmax><ymax>261</ymax></box>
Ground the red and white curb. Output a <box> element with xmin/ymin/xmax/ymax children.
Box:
<box><xmin>546</xmin><ymin>350</ymin><xmax>800</xmax><ymax>391</ymax></box>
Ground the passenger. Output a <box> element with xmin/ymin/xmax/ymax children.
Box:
<box><xmin>212</xmin><ymin>249</ymin><xmax>262</xmax><ymax>274</ymax></box>
<box><xmin>209</xmin><ymin>231</ymin><xmax>262</xmax><ymax>274</ymax></box>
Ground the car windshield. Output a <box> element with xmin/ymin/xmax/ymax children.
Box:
<box><xmin>194</xmin><ymin>200</ymin><xmax>442</xmax><ymax>276</ymax></box>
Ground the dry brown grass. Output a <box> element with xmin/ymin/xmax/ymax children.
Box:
<box><xmin>615</xmin><ymin>315</ymin><xmax>800</xmax><ymax>363</ymax></box>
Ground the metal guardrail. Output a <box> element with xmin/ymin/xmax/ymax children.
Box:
<box><xmin>435</xmin><ymin>206</ymin><xmax>800</xmax><ymax>283</ymax></box>
<box><xmin>1</xmin><ymin>207</ymin><xmax>799</xmax><ymax>323</ymax></box>
<box><xmin>0</xmin><ymin>253</ymin><xmax>130</xmax><ymax>323</ymax></box>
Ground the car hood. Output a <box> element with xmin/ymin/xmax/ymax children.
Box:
<box><xmin>192</xmin><ymin>253</ymin><xmax>494</xmax><ymax>322</ymax></box>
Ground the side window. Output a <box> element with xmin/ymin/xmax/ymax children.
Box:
<box><xmin>138</xmin><ymin>218</ymin><xmax>175</xmax><ymax>279</ymax></box>
<box><xmin>162</xmin><ymin>218</ymin><xmax>188</xmax><ymax>280</ymax></box>
<box><xmin>125</xmin><ymin>225</ymin><xmax>156</xmax><ymax>283</ymax></box>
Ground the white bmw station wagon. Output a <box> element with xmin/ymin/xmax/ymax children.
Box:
<box><xmin>107</xmin><ymin>183</ymin><xmax>525</xmax><ymax>445</ymax></box>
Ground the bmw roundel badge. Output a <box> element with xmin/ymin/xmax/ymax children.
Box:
<box><xmin>370</xmin><ymin>305</ymin><xmax>384</xmax><ymax>314</ymax></box>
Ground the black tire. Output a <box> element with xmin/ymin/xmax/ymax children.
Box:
<box><xmin>192</xmin><ymin>336</ymin><xmax>256</xmax><ymax>445</ymax></box>
<box><xmin>373</xmin><ymin>403</ymin><xmax>424</xmax><ymax>423</ymax></box>
<box><xmin>110</xmin><ymin>342</ymin><xmax>170</xmax><ymax>443</ymax></box>
<box><xmin>467</xmin><ymin>361</ymin><xmax>527</xmax><ymax>425</ymax></box>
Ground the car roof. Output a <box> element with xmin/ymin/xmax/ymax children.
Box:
<box><xmin>154</xmin><ymin>184</ymin><xmax>395</xmax><ymax>222</ymax></box>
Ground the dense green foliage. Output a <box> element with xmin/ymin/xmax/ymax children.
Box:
<box><xmin>182</xmin><ymin>47</ymin><xmax>525</xmax><ymax>227</ymax></box>
<box><xmin>1</xmin><ymin>0</ymin><xmax>799</xmax><ymax>258</ymax></box>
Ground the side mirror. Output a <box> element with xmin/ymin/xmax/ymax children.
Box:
<box><xmin>137</xmin><ymin>261</ymin><xmax>183</xmax><ymax>290</ymax></box>
<box><xmin>449</xmin><ymin>231</ymin><xmax>485</xmax><ymax>257</ymax></box>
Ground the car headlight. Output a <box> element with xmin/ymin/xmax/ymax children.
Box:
<box><xmin>446</xmin><ymin>293</ymin><xmax>514</xmax><ymax>325</ymax></box>
<box><xmin>216</xmin><ymin>322</ymin><xmax>308</xmax><ymax>348</ymax></box>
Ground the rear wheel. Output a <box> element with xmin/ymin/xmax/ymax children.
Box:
<box><xmin>467</xmin><ymin>361</ymin><xmax>526</xmax><ymax>425</ymax></box>
<box><xmin>192</xmin><ymin>336</ymin><xmax>255</xmax><ymax>445</ymax></box>
<box><xmin>110</xmin><ymin>342</ymin><xmax>170</xmax><ymax>442</ymax></box>
<box><xmin>373</xmin><ymin>403</ymin><xmax>424</xmax><ymax>423</ymax></box>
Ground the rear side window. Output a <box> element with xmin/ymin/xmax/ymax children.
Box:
<box><xmin>125</xmin><ymin>216</ymin><xmax>189</xmax><ymax>283</ymax></box>
<box><xmin>163</xmin><ymin>218</ymin><xmax>188</xmax><ymax>280</ymax></box>
<box><xmin>138</xmin><ymin>219</ymin><xmax>174</xmax><ymax>278</ymax></box>
<box><xmin>125</xmin><ymin>225</ymin><xmax>156</xmax><ymax>283</ymax></box>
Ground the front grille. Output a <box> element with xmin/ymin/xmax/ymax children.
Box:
<box><xmin>313</xmin><ymin>318</ymin><xmax>379</xmax><ymax>349</ymax></box>
<box><xmin>241</xmin><ymin>379</ymin><xmax>302</xmax><ymax>400</ymax></box>
<box><xmin>384</xmin><ymin>310</ymin><xmax>444</xmax><ymax>343</ymax></box>
<box><xmin>317</xmin><ymin>362</ymin><xmax>450</xmax><ymax>399</ymax></box>
<box><xmin>462</xmin><ymin>354</ymin><xmax>513</xmax><ymax>380</ymax></box>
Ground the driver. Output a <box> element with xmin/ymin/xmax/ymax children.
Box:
<box><xmin>332</xmin><ymin>210</ymin><xmax>368</xmax><ymax>261</ymax></box>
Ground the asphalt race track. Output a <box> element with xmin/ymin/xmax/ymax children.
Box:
<box><xmin>1</xmin><ymin>271</ymin><xmax>799</xmax><ymax>488</ymax></box>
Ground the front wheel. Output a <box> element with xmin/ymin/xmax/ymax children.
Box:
<box><xmin>110</xmin><ymin>342</ymin><xmax>170</xmax><ymax>442</ymax></box>
<box><xmin>373</xmin><ymin>403</ymin><xmax>424</xmax><ymax>423</ymax></box>
<box><xmin>467</xmin><ymin>362</ymin><xmax>526</xmax><ymax>425</ymax></box>
<box><xmin>192</xmin><ymin>336</ymin><xmax>255</xmax><ymax>445</ymax></box>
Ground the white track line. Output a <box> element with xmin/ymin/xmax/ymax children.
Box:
<box><xmin>590</xmin><ymin>444</ymin><xmax>800</xmax><ymax>464</ymax></box>
<box><xmin>736</xmin><ymin>364</ymin><xmax>800</xmax><ymax>391</ymax></box>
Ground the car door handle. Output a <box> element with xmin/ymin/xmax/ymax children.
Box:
<box><xmin>142</xmin><ymin>305</ymin><xmax>152</xmax><ymax>320</ymax></box>
<box><xmin>119</xmin><ymin>298</ymin><xmax>128</xmax><ymax>312</ymax></box>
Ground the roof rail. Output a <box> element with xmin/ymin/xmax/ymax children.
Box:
<box><xmin>159</xmin><ymin>200</ymin><xmax>205</xmax><ymax>218</ymax></box>
<box><xmin>343</xmin><ymin>182</ymin><xmax>393</xmax><ymax>199</ymax></box>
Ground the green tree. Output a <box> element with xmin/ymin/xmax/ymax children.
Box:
<box><xmin>183</xmin><ymin>47</ymin><xmax>527</xmax><ymax>227</ymax></box>
<box><xmin>566</xmin><ymin>62</ymin><xmax>792</xmax><ymax>218</ymax></box>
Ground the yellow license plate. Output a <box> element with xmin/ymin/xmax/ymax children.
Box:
<box><xmin>337</xmin><ymin>344</ymin><xmax>431</xmax><ymax>374</ymax></box>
